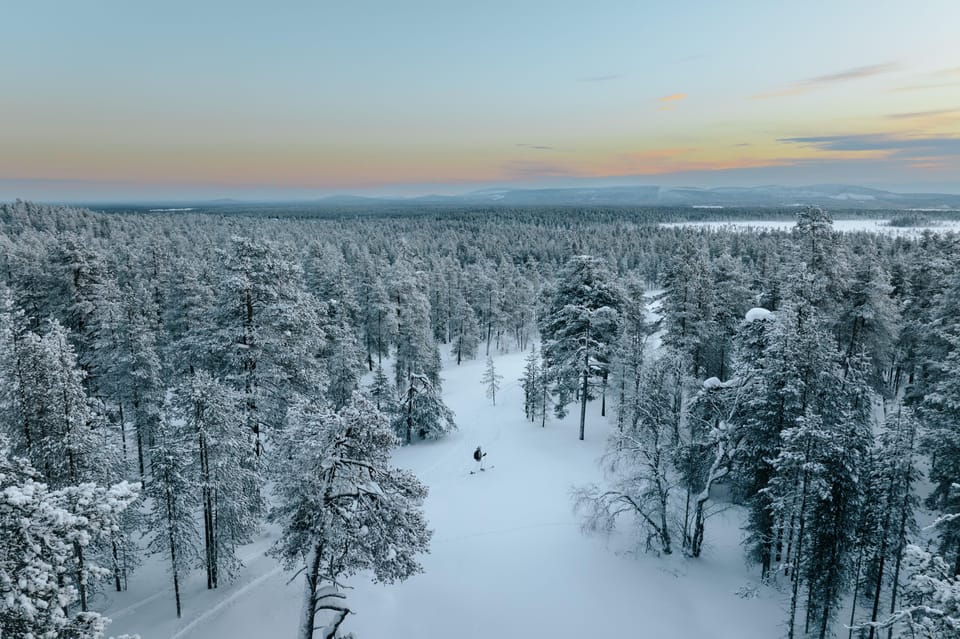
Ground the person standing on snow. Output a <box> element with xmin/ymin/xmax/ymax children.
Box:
<box><xmin>473</xmin><ymin>445</ymin><xmax>487</xmax><ymax>471</ymax></box>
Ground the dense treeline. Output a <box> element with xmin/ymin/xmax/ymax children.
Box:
<box><xmin>1</xmin><ymin>199</ymin><xmax>958</xmax><ymax>637</ymax></box>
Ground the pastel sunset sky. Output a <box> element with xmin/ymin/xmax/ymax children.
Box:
<box><xmin>2</xmin><ymin>0</ymin><xmax>959</xmax><ymax>200</ymax></box>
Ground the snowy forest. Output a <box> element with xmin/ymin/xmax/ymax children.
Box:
<box><xmin>1</xmin><ymin>199</ymin><xmax>959</xmax><ymax>639</ymax></box>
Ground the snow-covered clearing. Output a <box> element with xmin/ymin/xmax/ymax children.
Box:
<box><xmin>662</xmin><ymin>219</ymin><xmax>960</xmax><ymax>236</ymax></box>
<box><xmin>102</xmin><ymin>350</ymin><xmax>783</xmax><ymax>638</ymax></box>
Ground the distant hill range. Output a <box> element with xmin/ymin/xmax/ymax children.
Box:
<box><xmin>391</xmin><ymin>184</ymin><xmax>960</xmax><ymax>210</ymax></box>
<box><xmin>89</xmin><ymin>184</ymin><xmax>960</xmax><ymax>212</ymax></box>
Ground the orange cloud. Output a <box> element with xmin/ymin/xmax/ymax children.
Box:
<box><xmin>656</xmin><ymin>93</ymin><xmax>687</xmax><ymax>102</ymax></box>
<box><xmin>656</xmin><ymin>93</ymin><xmax>687</xmax><ymax>111</ymax></box>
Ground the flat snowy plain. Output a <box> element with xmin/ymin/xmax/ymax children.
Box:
<box><xmin>101</xmin><ymin>347</ymin><xmax>783</xmax><ymax>638</ymax></box>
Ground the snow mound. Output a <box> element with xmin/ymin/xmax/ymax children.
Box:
<box><xmin>744</xmin><ymin>307</ymin><xmax>772</xmax><ymax>322</ymax></box>
<box><xmin>702</xmin><ymin>377</ymin><xmax>722</xmax><ymax>389</ymax></box>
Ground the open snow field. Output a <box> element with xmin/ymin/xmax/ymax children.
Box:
<box><xmin>101</xmin><ymin>350</ymin><xmax>784</xmax><ymax>639</ymax></box>
<box><xmin>662</xmin><ymin>219</ymin><xmax>960</xmax><ymax>236</ymax></box>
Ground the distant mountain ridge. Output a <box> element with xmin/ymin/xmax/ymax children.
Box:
<box><xmin>413</xmin><ymin>184</ymin><xmax>960</xmax><ymax>209</ymax></box>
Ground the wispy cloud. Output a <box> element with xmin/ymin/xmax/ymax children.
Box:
<box><xmin>890</xmin><ymin>81</ymin><xmax>960</xmax><ymax>93</ymax></box>
<box><xmin>779</xmin><ymin>134</ymin><xmax>960</xmax><ymax>160</ymax></box>
<box><xmin>890</xmin><ymin>67</ymin><xmax>960</xmax><ymax>92</ymax></box>
<box><xmin>578</xmin><ymin>74</ymin><xmax>622</xmax><ymax>83</ymax></box>
<box><xmin>807</xmin><ymin>63</ymin><xmax>899</xmax><ymax>84</ymax></box>
<box><xmin>753</xmin><ymin>62</ymin><xmax>899</xmax><ymax>99</ymax></box>
<box><xmin>885</xmin><ymin>108</ymin><xmax>959</xmax><ymax>120</ymax></box>
<box><xmin>515</xmin><ymin>143</ymin><xmax>555</xmax><ymax>151</ymax></box>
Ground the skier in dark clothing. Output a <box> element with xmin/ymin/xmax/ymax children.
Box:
<box><xmin>473</xmin><ymin>445</ymin><xmax>487</xmax><ymax>471</ymax></box>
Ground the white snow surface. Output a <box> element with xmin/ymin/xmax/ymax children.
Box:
<box><xmin>745</xmin><ymin>307</ymin><xmax>773</xmax><ymax>322</ymax></box>
<box><xmin>662</xmin><ymin>218</ymin><xmax>960</xmax><ymax>236</ymax></box>
<box><xmin>101</xmin><ymin>350</ymin><xmax>782</xmax><ymax>638</ymax></box>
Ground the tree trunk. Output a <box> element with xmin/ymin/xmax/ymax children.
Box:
<box><xmin>118</xmin><ymin>400</ymin><xmax>127</xmax><ymax>459</ymax></box>
<box><xmin>787</xmin><ymin>469</ymin><xmax>810</xmax><ymax>639</ymax></box>
<box><xmin>405</xmin><ymin>378</ymin><xmax>414</xmax><ymax>444</ymax></box>
<box><xmin>136</xmin><ymin>421</ymin><xmax>145</xmax><ymax>477</ymax></box>
<box><xmin>75</xmin><ymin>543</ymin><xmax>88</xmax><ymax>611</ymax></box>
<box><xmin>376</xmin><ymin>309</ymin><xmax>383</xmax><ymax>366</ymax></box>
<box><xmin>691</xmin><ymin>499</ymin><xmax>706</xmax><ymax>558</ymax></box>
<box><xmin>600</xmin><ymin>371</ymin><xmax>607</xmax><ymax>417</ymax></box>
<box><xmin>848</xmin><ymin>546</ymin><xmax>864</xmax><ymax>639</ymax></box>
<box><xmin>299</xmin><ymin>545</ymin><xmax>324</xmax><ymax>639</ymax></box>
<box><xmin>579</xmin><ymin>350</ymin><xmax>589</xmax><ymax>441</ymax></box>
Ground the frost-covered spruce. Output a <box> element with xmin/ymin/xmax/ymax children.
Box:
<box><xmin>520</xmin><ymin>344</ymin><xmax>541</xmax><ymax>421</ymax></box>
<box><xmin>368</xmin><ymin>363</ymin><xmax>392</xmax><ymax>411</ymax></box>
<box><xmin>480</xmin><ymin>355</ymin><xmax>502</xmax><ymax>405</ymax></box>
<box><xmin>269</xmin><ymin>393</ymin><xmax>431</xmax><ymax>639</ymax></box>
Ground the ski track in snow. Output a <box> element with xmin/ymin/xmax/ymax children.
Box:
<box><xmin>107</xmin><ymin>544</ymin><xmax>271</xmax><ymax>620</ymax></box>
<box><xmin>167</xmin><ymin>566</ymin><xmax>283</xmax><ymax>639</ymax></box>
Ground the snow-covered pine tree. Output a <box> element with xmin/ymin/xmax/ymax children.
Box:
<box><xmin>800</xmin><ymin>354</ymin><xmax>873</xmax><ymax>639</ymax></box>
<box><xmin>390</xmin><ymin>268</ymin><xmax>441</xmax><ymax>388</ymax></box>
<box><xmin>611</xmin><ymin>279</ymin><xmax>651</xmax><ymax>438</ymax></box>
<box><xmin>867</xmin><ymin>545</ymin><xmax>960</xmax><ymax>638</ymax></box>
<box><xmin>368</xmin><ymin>363</ymin><xmax>392</xmax><ymax>411</ymax></box>
<box><xmin>534</xmin><ymin>350</ymin><xmax>552</xmax><ymax>428</ymax></box>
<box><xmin>0</xmin><ymin>439</ymin><xmax>139</xmax><ymax>638</ymax></box>
<box><xmin>539</xmin><ymin>255</ymin><xmax>624</xmax><ymax>441</ymax></box>
<box><xmin>449</xmin><ymin>296</ymin><xmax>481</xmax><ymax>365</ymax></box>
<box><xmin>521</xmin><ymin>344</ymin><xmax>540</xmax><ymax>421</ymax></box>
<box><xmin>481</xmin><ymin>355</ymin><xmax>503</xmax><ymax>405</ymax></box>
<box><xmin>836</xmin><ymin>255</ymin><xmax>899</xmax><ymax>394</ymax></box>
<box><xmin>705</xmin><ymin>252</ymin><xmax>752</xmax><ymax>381</ymax></box>
<box><xmin>355</xmin><ymin>251</ymin><xmax>393</xmax><ymax>370</ymax></box>
<box><xmin>859</xmin><ymin>403</ymin><xmax>920</xmax><ymax>638</ymax></box>
<box><xmin>660</xmin><ymin>239</ymin><xmax>716</xmax><ymax>377</ymax></box>
<box><xmin>5</xmin><ymin>319</ymin><xmax>102</xmax><ymax>488</ymax></box>
<box><xmin>763</xmin><ymin>351</ymin><xmax>873</xmax><ymax>639</ymax></box>
<box><xmin>44</xmin><ymin>235</ymin><xmax>108</xmax><ymax>380</ymax></box>
<box><xmin>92</xmin><ymin>279</ymin><xmax>163</xmax><ymax>478</ymax></box>
<box><xmin>392</xmin><ymin>373</ymin><xmax>456</xmax><ymax>444</ymax></box>
<box><xmin>921</xmin><ymin>278</ymin><xmax>960</xmax><ymax>576</ymax></box>
<box><xmin>178</xmin><ymin>370</ymin><xmax>261</xmax><ymax>589</ymax></box>
<box><xmin>269</xmin><ymin>393</ymin><xmax>431</xmax><ymax>639</ymax></box>
<box><xmin>146</xmin><ymin>406</ymin><xmax>201</xmax><ymax>618</ymax></box>
<box><xmin>214</xmin><ymin>236</ymin><xmax>328</xmax><ymax>457</ymax></box>
<box><xmin>318</xmin><ymin>299</ymin><xmax>366</xmax><ymax>411</ymax></box>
